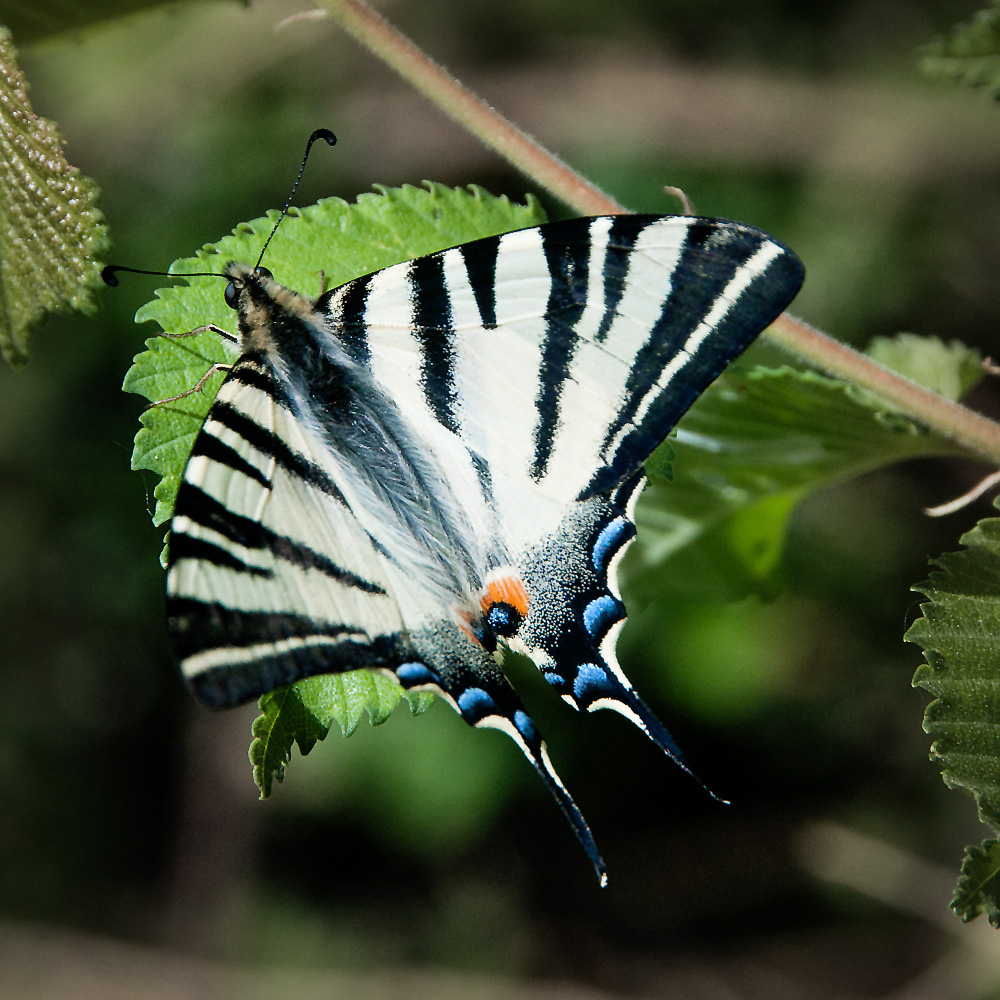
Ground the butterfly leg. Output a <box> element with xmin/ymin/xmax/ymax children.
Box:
<box><xmin>144</xmin><ymin>362</ymin><xmax>233</xmax><ymax>409</ymax></box>
<box><xmin>158</xmin><ymin>323</ymin><xmax>239</xmax><ymax>343</ymax></box>
<box><xmin>399</xmin><ymin>623</ymin><xmax>608</xmax><ymax>885</ymax></box>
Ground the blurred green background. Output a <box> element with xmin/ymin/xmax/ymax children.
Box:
<box><xmin>4</xmin><ymin>0</ymin><xmax>1000</xmax><ymax>995</ymax></box>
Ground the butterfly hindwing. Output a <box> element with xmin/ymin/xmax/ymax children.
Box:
<box><xmin>167</xmin><ymin>338</ymin><xmax>607</xmax><ymax>877</ymax></box>
<box><xmin>400</xmin><ymin>620</ymin><xmax>608</xmax><ymax>882</ymax></box>
<box><xmin>514</xmin><ymin>469</ymin><xmax>697</xmax><ymax>778</ymax></box>
<box><xmin>161</xmin><ymin>212</ymin><xmax>804</xmax><ymax>880</ymax></box>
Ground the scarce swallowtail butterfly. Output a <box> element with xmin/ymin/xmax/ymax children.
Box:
<box><xmin>114</xmin><ymin>140</ymin><xmax>804</xmax><ymax>884</ymax></box>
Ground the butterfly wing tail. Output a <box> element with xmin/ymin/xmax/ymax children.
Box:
<box><xmin>569</xmin><ymin>650</ymin><xmax>728</xmax><ymax>802</ymax></box>
<box><xmin>475</xmin><ymin>699</ymin><xmax>609</xmax><ymax>887</ymax></box>
<box><xmin>518</xmin><ymin>475</ymin><xmax>724</xmax><ymax>800</ymax></box>
<box><xmin>403</xmin><ymin>623</ymin><xmax>607</xmax><ymax>885</ymax></box>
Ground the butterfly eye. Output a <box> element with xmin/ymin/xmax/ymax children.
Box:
<box><xmin>224</xmin><ymin>281</ymin><xmax>240</xmax><ymax>309</ymax></box>
<box><xmin>255</xmin><ymin>266</ymin><xmax>273</xmax><ymax>280</ymax></box>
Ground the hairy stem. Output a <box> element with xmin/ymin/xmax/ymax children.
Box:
<box><xmin>769</xmin><ymin>312</ymin><xmax>1000</xmax><ymax>465</ymax></box>
<box><xmin>320</xmin><ymin>0</ymin><xmax>623</xmax><ymax>213</ymax></box>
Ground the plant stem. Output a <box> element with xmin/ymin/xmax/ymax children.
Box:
<box><xmin>769</xmin><ymin>312</ymin><xmax>1000</xmax><ymax>465</ymax></box>
<box><xmin>320</xmin><ymin>0</ymin><xmax>624</xmax><ymax>214</ymax></box>
<box><xmin>321</xmin><ymin>0</ymin><xmax>1000</xmax><ymax>468</ymax></box>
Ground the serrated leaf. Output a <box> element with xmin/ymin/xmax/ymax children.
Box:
<box><xmin>0</xmin><ymin>26</ymin><xmax>109</xmax><ymax>367</ymax></box>
<box><xmin>952</xmin><ymin>840</ymin><xmax>1000</xmax><ymax>925</ymax></box>
<box><xmin>908</xmin><ymin>510</ymin><xmax>1000</xmax><ymax>830</ymax></box>
<box><xmin>121</xmin><ymin>183</ymin><xmax>544</xmax><ymax>792</ymax></box>
<box><xmin>919</xmin><ymin>1</ymin><xmax>1000</xmax><ymax>97</ymax></box>
<box><xmin>250</xmin><ymin>674</ymin><xmax>434</xmax><ymax>798</ymax></box>
<box><xmin>635</xmin><ymin>363</ymin><xmax>964</xmax><ymax>599</ymax></box>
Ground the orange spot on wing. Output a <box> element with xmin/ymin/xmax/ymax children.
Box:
<box><xmin>456</xmin><ymin>608</ymin><xmax>481</xmax><ymax>646</ymax></box>
<box><xmin>481</xmin><ymin>574</ymin><xmax>529</xmax><ymax>616</ymax></box>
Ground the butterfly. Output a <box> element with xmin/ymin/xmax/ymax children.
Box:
<box><xmin>151</xmin><ymin>210</ymin><xmax>804</xmax><ymax>884</ymax></box>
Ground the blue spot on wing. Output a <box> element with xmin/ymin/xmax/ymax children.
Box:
<box><xmin>457</xmin><ymin>686</ymin><xmax>496</xmax><ymax>718</ymax></box>
<box><xmin>513</xmin><ymin>709</ymin><xmax>537</xmax><ymax>741</ymax></box>
<box><xmin>396</xmin><ymin>662</ymin><xmax>438</xmax><ymax>687</ymax></box>
<box><xmin>583</xmin><ymin>595</ymin><xmax>624</xmax><ymax>639</ymax></box>
<box><xmin>487</xmin><ymin>603</ymin><xmax>517</xmax><ymax>633</ymax></box>
<box><xmin>591</xmin><ymin>516</ymin><xmax>633</xmax><ymax>574</ymax></box>
<box><xmin>573</xmin><ymin>662</ymin><xmax>614</xmax><ymax>701</ymax></box>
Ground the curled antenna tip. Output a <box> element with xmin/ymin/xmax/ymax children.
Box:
<box><xmin>310</xmin><ymin>128</ymin><xmax>337</xmax><ymax>147</ymax></box>
<box><xmin>101</xmin><ymin>263</ymin><xmax>227</xmax><ymax>285</ymax></box>
<box><xmin>255</xmin><ymin>128</ymin><xmax>339</xmax><ymax>269</ymax></box>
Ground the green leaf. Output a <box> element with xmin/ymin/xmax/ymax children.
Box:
<box><xmin>952</xmin><ymin>840</ymin><xmax>1000</xmax><ymax>926</ymax></box>
<box><xmin>3</xmin><ymin>1</ymin><xmax>222</xmax><ymax>46</ymax></box>
<box><xmin>908</xmin><ymin>510</ymin><xmax>1000</xmax><ymax>831</ymax></box>
<box><xmin>0</xmin><ymin>26</ymin><xmax>109</xmax><ymax>367</ymax></box>
<box><xmin>866</xmin><ymin>333</ymin><xmax>983</xmax><ymax>403</ymax></box>
<box><xmin>919</xmin><ymin>1</ymin><xmax>1000</xmax><ymax>97</ymax></box>
<box><xmin>250</xmin><ymin>676</ymin><xmax>435</xmax><ymax>798</ymax></box>
<box><xmin>635</xmin><ymin>362</ymin><xmax>964</xmax><ymax>599</ymax></box>
<box><xmin>121</xmin><ymin>183</ymin><xmax>545</xmax><ymax>792</ymax></box>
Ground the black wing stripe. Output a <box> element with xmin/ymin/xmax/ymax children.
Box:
<box><xmin>626</xmin><ymin>248</ymin><xmax>801</xmax><ymax>451</ymax></box>
<box><xmin>579</xmin><ymin>223</ymin><xmax>800</xmax><ymax>496</ymax></box>
<box><xmin>171</xmin><ymin>599</ymin><xmax>411</xmax><ymax>708</ymax></box>
<box><xmin>458</xmin><ymin>234</ymin><xmax>500</xmax><ymax>330</ymax></box>
<box><xmin>618</xmin><ymin>220</ymin><xmax>755</xmax><ymax>423</ymax></box>
<box><xmin>595</xmin><ymin>215</ymin><xmax>646</xmax><ymax>343</ymax></box>
<box><xmin>173</xmin><ymin>484</ymin><xmax>387</xmax><ymax>593</ymax></box>
<box><xmin>191</xmin><ymin>432</ymin><xmax>272</xmax><ymax>489</ymax></box>
<box><xmin>173</xmin><ymin>602</ymin><xmax>367</xmax><ymax>655</ymax></box>
<box><xmin>321</xmin><ymin>270</ymin><xmax>373</xmax><ymax>365</ymax></box>
<box><xmin>169</xmin><ymin>533</ymin><xmax>271</xmax><ymax>576</ymax></box>
<box><xmin>226</xmin><ymin>356</ymin><xmax>289</xmax><ymax>404</ymax></box>
<box><xmin>529</xmin><ymin>218</ymin><xmax>592</xmax><ymax>480</ymax></box>
<box><xmin>409</xmin><ymin>254</ymin><xmax>460</xmax><ymax>435</ymax></box>
<box><xmin>208</xmin><ymin>400</ymin><xmax>347</xmax><ymax>503</ymax></box>
<box><xmin>469</xmin><ymin>448</ymin><xmax>496</xmax><ymax>517</ymax></box>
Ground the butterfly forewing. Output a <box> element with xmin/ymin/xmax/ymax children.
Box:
<box><xmin>327</xmin><ymin>215</ymin><xmax>802</xmax><ymax>507</ymax></box>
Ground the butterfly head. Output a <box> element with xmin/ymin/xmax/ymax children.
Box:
<box><xmin>218</xmin><ymin>262</ymin><xmax>279</xmax><ymax>352</ymax></box>
<box><xmin>223</xmin><ymin>263</ymin><xmax>273</xmax><ymax>310</ymax></box>
<box><xmin>220</xmin><ymin>261</ymin><xmax>322</xmax><ymax>356</ymax></box>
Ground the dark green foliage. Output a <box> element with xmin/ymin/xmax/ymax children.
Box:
<box><xmin>0</xmin><ymin>27</ymin><xmax>108</xmax><ymax>366</ymax></box>
<box><xmin>909</xmin><ymin>510</ymin><xmax>1000</xmax><ymax>923</ymax></box>
<box><xmin>952</xmin><ymin>840</ymin><xmax>1000</xmax><ymax>925</ymax></box>
<box><xmin>920</xmin><ymin>1</ymin><xmax>1000</xmax><ymax>96</ymax></box>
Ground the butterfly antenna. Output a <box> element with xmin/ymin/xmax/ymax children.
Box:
<box><xmin>101</xmin><ymin>264</ymin><xmax>228</xmax><ymax>286</ymax></box>
<box><xmin>255</xmin><ymin>128</ymin><xmax>338</xmax><ymax>268</ymax></box>
<box><xmin>103</xmin><ymin>129</ymin><xmax>337</xmax><ymax>287</ymax></box>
